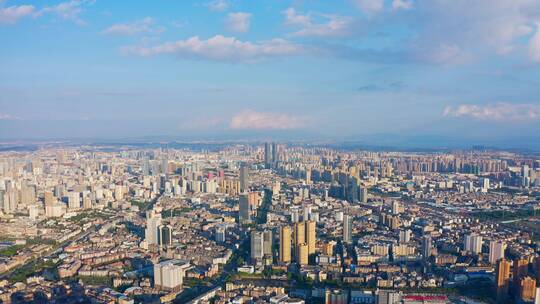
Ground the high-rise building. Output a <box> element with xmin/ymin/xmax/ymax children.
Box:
<box><xmin>238</xmin><ymin>193</ymin><xmax>251</xmax><ymax>224</ymax></box>
<box><xmin>271</xmin><ymin>142</ymin><xmax>278</xmax><ymax>165</ymax></box>
<box><xmin>323</xmin><ymin>242</ymin><xmax>335</xmax><ymax>256</ymax></box>
<box><xmin>215</xmin><ymin>227</ymin><xmax>226</xmax><ymax>243</ymax></box>
<box><xmin>161</xmin><ymin>157</ymin><xmax>169</xmax><ymax>176</ymax></box>
<box><xmin>306</xmin><ymin>220</ymin><xmax>316</xmax><ymax>255</ymax></box>
<box><xmin>421</xmin><ymin>235</ymin><xmax>432</xmax><ymax>261</ymax></box>
<box><xmin>464</xmin><ymin>234</ymin><xmax>483</xmax><ymax>254</ymax></box>
<box><xmin>343</xmin><ymin>214</ymin><xmax>353</xmax><ymax>244</ymax></box>
<box><xmin>377</xmin><ymin>290</ymin><xmax>401</xmax><ymax>304</ymax></box>
<box><xmin>250</xmin><ymin>231</ymin><xmax>264</xmax><ymax>261</ymax></box>
<box><xmin>279</xmin><ymin>226</ymin><xmax>291</xmax><ymax>263</ymax></box>
<box><xmin>297</xmin><ymin>243</ymin><xmax>308</xmax><ymax>265</ymax></box>
<box><xmin>359</xmin><ymin>187</ymin><xmax>368</xmax><ymax>203</ymax></box>
<box><xmin>145</xmin><ymin>209</ymin><xmax>162</xmax><ymax>245</ymax></box>
<box><xmin>399</xmin><ymin>229</ymin><xmax>411</xmax><ymax>243</ymax></box>
<box><xmin>489</xmin><ymin>240</ymin><xmax>506</xmax><ymax>264</ymax></box>
<box><xmin>514</xmin><ymin>258</ymin><xmax>529</xmax><ymax>292</ymax></box>
<box><xmin>153</xmin><ymin>260</ymin><xmax>189</xmax><ymax>290</ymax></box>
<box><xmin>239</xmin><ymin>164</ymin><xmax>249</xmax><ymax>192</ymax></box>
<box><xmin>294</xmin><ymin>222</ymin><xmax>306</xmax><ymax>249</ymax></box>
<box><xmin>391</xmin><ymin>201</ymin><xmax>401</xmax><ymax>215</ymax></box>
<box><xmin>520</xmin><ymin>276</ymin><xmax>537</xmax><ymax>302</ymax></box>
<box><xmin>264</xmin><ymin>142</ymin><xmax>279</xmax><ymax>168</ymax></box>
<box><xmin>158</xmin><ymin>225</ymin><xmax>172</xmax><ymax>247</ymax></box>
<box><xmin>264</xmin><ymin>142</ymin><xmax>272</xmax><ymax>168</ymax></box>
<box><xmin>44</xmin><ymin>191</ymin><xmax>55</xmax><ymax>206</ymax></box>
<box><xmin>142</xmin><ymin>157</ymin><xmax>150</xmax><ymax>176</ymax></box>
<box><xmin>496</xmin><ymin>259</ymin><xmax>511</xmax><ymax>301</ymax></box>
<box><xmin>263</xmin><ymin>230</ymin><xmax>273</xmax><ymax>258</ymax></box>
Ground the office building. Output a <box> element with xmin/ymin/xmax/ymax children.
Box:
<box><xmin>158</xmin><ymin>225</ymin><xmax>172</xmax><ymax>247</ymax></box>
<box><xmin>145</xmin><ymin>209</ymin><xmax>162</xmax><ymax>245</ymax></box>
<box><xmin>239</xmin><ymin>164</ymin><xmax>249</xmax><ymax>192</ymax></box>
<box><xmin>239</xmin><ymin>193</ymin><xmax>251</xmax><ymax>224</ymax></box>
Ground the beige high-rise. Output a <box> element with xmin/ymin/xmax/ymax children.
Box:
<box><xmin>294</xmin><ymin>222</ymin><xmax>305</xmax><ymax>246</ymax></box>
<box><xmin>279</xmin><ymin>226</ymin><xmax>291</xmax><ymax>263</ymax></box>
<box><xmin>44</xmin><ymin>191</ymin><xmax>54</xmax><ymax>206</ymax></box>
<box><xmin>306</xmin><ymin>220</ymin><xmax>316</xmax><ymax>255</ymax></box>
<box><xmin>297</xmin><ymin>243</ymin><xmax>308</xmax><ymax>265</ymax></box>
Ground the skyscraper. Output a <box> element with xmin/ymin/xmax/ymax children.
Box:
<box><xmin>239</xmin><ymin>193</ymin><xmax>251</xmax><ymax>224</ymax></box>
<box><xmin>264</xmin><ymin>142</ymin><xmax>272</xmax><ymax>168</ymax></box>
<box><xmin>158</xmin><ymin>225</ymin><xmax>172</xmax><ymax>247</ymax></box>
<box><xmin>294</xmin><ymin>221</ymin><xmax>306</xmax><ymax>248</ymax></box>
<box><xmin>145</xmin><ymin>209</ymin><xmax>162</xmax><ymax>245</ymax></box>
<box><xmin>306</xmin><ymin>220</ymin><xmax>316</xmax><ymax>255</ymax></box>
<box><xmin>271</xmin><ymin>142</ymin><xmax>278</xmax><ymax>164</ymax></box>
<box><xmin>343</xmin><ymin>214</ymin><xmax>352</xmax><ymax>244</ymax></box>
<box><xmin>279</xmin><ymin>226</ymin><xmax>291</xmax><ymax>263</ymax></box>
<box><xmin>263</xmin><ymin>230</ymin><xmax>273</xmax><ymax>259</ymax></box>
<box><xmin>422</xmin><ymin>235</ymin><xmax>432</xmax><ymax>261</ymax></box>
<box><xmin>496</xmin><ymin>259</ymin><xmax>511</xmax><ymax>302</ymax></box>
<box><xmin>239</xmin><ymin>164</ymin><xmax>249</xmax><ymax>192</ymax></box>
<box><xmin>250</xmin><ymin>231</ymin><xmax>264</xmax><ymax>261</ymax></box>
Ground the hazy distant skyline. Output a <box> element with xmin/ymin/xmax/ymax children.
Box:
<box><xmin>1</xmin><ymin>0</ymin><xmax>540</xmax><ymax>146</ymax></box>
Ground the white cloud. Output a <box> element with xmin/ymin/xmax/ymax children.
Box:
<box><xmin>102</xmin><ymin>17</ymin><xmax>164</xmax><ymax>36</ymax></box>
<box><xmin>414</xmin><ymin>1</ymin><xmax>538</xmax><ymax>60</ymax></box>
<box><xmin>40</xmin><ymin>0</ymin><xmax>94</xmax><ymax>25</ymax></box>
<box><xmin>443</xmin><ymin>103</ymin><xmax>540</xmax><ymax>121</ymax></box>
<box><xmin>0</xmin><ymin>5</ymin><xmax>35</xmax><ymax>24</ymax></box>
<box><xmin>352</xmin><ymin>0</ymin><xmax>384</xmax><ymax>14</ymax></box>
<box><xmin>0</xmin><ymin>113</ymin><xmax>22</xmax><ymax>120</ymax></box>
<box><xmin>230</xmin><ymin>110</ymin><xmax>310</xmax><ymax>130</ymax></box>
<box><xmin>225</xmin><ymin>12</ymin><xmax>251</xmax><ymax>33</ymax></box>
<box><xmin>283</xmin><ymin>8</ymin><xmax>353</xmax><ymax>38</ymax></box>
<box><xmin>420</xmin><ymin>43</ymin><xmax>471</xmax><ymax>65</ymax></box>
<box><xmin>529</xmin><ymin>23</ymin><xmax>540</xmax><ymax>63</ymax></box>
<box><xmin>124</xmin><ymin>35</ymin><xmax>304</xmax><ymax>62</ymax></box>
<box><xmin>392</xmin><ymin>0</ymin><xmax>413</xmax><ymax>10</ymax></box>
<box><xmin>205</xmin><ymin>0</ymin><xmax>229</xmax><ymax>12</ymax></box>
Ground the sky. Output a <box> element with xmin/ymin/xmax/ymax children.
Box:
<box><xmin>1</xmin><ymin>0</ymin><xmax>540</xmax><ymax>148</ymax></box>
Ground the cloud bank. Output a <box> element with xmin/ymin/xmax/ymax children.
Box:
<box><xmin>443</xmin><ymin>103</ymin><xmax>540</xmax><ymax>121</ymax></box>
<box><xmin>229</xmin><ymin>110</ymin><xmax>310</xmax><ymax>130</ymax></box>
<box><xmin>124</xmin><ymin>35</ymin><xmax>304</xmax><ymax>62</ymax></box>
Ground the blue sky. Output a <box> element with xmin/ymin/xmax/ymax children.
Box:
<box><xmin>1</xmin><ymin>0</ymin><xmax>540</xmax><ymax>147</ymax></box>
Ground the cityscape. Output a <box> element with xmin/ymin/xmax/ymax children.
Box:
<box><xmin>0</xmin><ymin>143</ymin><xmax>539</xmax><ymax>303</ymax></box>
<box><xmin>2</xmin><ymin>0</ymin><xmax>540</xmax><ymax>303</ymax></box>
